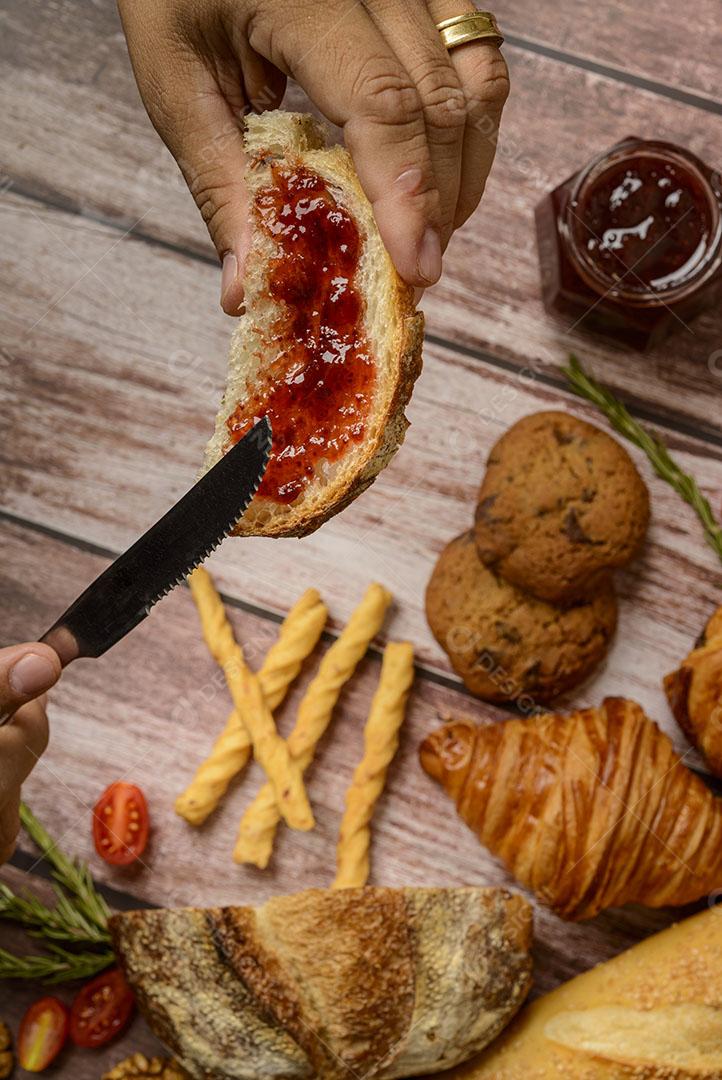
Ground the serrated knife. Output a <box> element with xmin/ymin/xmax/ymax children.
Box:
<box><xmin>39</xmin><ymin>416</ymin><xmax>272</xmax><ymax>668</ymax></box>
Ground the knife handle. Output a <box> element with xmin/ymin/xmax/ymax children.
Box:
<box><xmin>40</xmin><ymin>598</ymin><xmax>149</xmax><ymax>665</ymax></box>
<box><xmin>0</xmin><ymin>628</ymin><xmax>77</xmax><ymax>728</ymax></box>
<box><xmin>40</xmin><ymin>624</ymin><xmax>82</xmax><ymax>668</ymax></box>
<box><xmin>1</xmin><ymin>594</ymin><xmax>148</xmax><ymax>726</ymax></box>
<box><xmin>0</xmin><ymin>626</ymin><xmax>79</xmax><ymax>728</ymax></box>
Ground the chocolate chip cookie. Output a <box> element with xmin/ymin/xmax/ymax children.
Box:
<box><xmin>426</xmin><ymin>532</ymin><xmax>617</xmax><ymax>705</ymax></box>
<box><xmin>473</xmin><ymin>411</ymin><xmax>649</xmax><ymax>604</ymax></box>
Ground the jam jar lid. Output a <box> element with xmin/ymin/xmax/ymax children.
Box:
<box><xmin>564</xmin><ymin>138</ymin><xmax>722</xmax><ymax>308</ymax></box>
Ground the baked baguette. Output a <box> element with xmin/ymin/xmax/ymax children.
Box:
<box><xmin>110</xmin><ymin>886</ymin><xmax>532</xmax><ymax>1080</ymax></box>
<box><xmin>420</xmin><ymin>698</ymin><xmax>722</xmax><ymax>920</ymax></box>
<box><xmin>665</xmin><ymin>605</ymin><xmax>722</xmax><ymax>776</ymax></box>
<box><xmin>431</xmin><ymin>907</ymin><xmax>722</xmax><ymax>1080</ymax></box>
<box><xmin>203</xmin><ymin>111</ymin><xmax>424</xmax><ymax>537</ymax></box>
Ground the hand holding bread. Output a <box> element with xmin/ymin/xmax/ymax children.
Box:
<box><xmin>117</xmin><ymin>5</ymin><xmax>509</xmax><ymax>306</ymax></box>
<box><xmin>198</xmin><ymin>111</ymin><xmax>423</xmax><ymax>538</ymax></box>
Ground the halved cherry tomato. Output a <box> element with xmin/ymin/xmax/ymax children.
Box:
<box><xmin>92</xmin><ymin>781</ymin><xmax>149</xmax><ymax>866</ymax></box>
<box><xmin>18</xmin><ymin>996</ymin><xmax>69</xmax><ymax>1072</ymax></box>
<box><xmin>69</xmin><ymin>967</ymin><xmax>135</xmax><ymax>1048</ymax></box>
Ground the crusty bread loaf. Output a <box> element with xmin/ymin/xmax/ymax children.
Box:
<box><xmin>110</xmin><ymin>886</ymin><xmax>532</xmax><ymax>1080</ymax></box>
<box><xmin>203</xmin><ymin>111</ymin><xmax>424</xmax><ymax>538</ymax></box>
<box><xmin>431</xmin><ymin>907</ymin><xmax>722</xmax><ymax>1080</ymax></box>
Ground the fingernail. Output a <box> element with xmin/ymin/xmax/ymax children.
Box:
<box><xmin>395</xmin><ymin>167</ymin><xmax>423</xmax><ymax>194</ymax></box>
<box><xmin>418</xmin><ymin>228</ymin><xmax>442</xmax><ymax>285</ymax></box>
<box><xmin>220</xmin><ymin>252</ymin><xmax>238</xmax><ymax>307</ymax></box>
<box><xmin>9</xmin><ymin>654</ymin><xmax>57</xmax><ymax>697</ymax></box>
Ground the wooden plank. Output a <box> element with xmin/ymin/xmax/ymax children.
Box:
<box><xmin>0</xmin><ymin>519</ymin><xmax>686</xmax><ymax>1001</ymax></box>
<box><xmin>1</xmin><ymin>1</ymin><xmax>722</xmax><ymax>434</ymax></box>
<box><xmin>0</xmin><ymin>0</ymin><xmax>324</xmax><ymax>259</ymax></box>
<box><xmin>1</xmin><ymin>190</ymin><xmax>721</xmax><ymax>751</ymax></box>
<box><xmin>0</xmin><ymin>862</ymin><xmax>165</xmax><ymax>1075</ymax></box>
<box><xmin>0</xmin><ymin>0</ymin><xmax>210</xmax><ymax>256</ymax></box>
<box><xmin>493</xmin><ymin>0</ymin><xmax>722</xmax><ymax>104</ymax></box>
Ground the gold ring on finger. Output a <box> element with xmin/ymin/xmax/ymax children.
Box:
<box><xmin>436</xmin><ymin>11</ymin><xmax>504</xmax><ymax>51</ymax></box>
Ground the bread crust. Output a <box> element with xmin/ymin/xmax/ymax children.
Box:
<box><xmin>110</xmin><ymin>886</ymin><xmax>532</xmax><ymax>1080</ymax></box>
<box><xmin>204</xmin><ymin>111</ymin><xmax>424</xmax><ymax>539</ymax></box>
<box><xmin>433</xmin><ymin>907</ymin><xmax>722</xmax><ymax>1080</ymax></box>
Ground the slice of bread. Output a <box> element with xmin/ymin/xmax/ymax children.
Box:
<box><xmin>203</xmin><ymin>111</ymin><xmax>424</xmax><ymax>538</ymax></box>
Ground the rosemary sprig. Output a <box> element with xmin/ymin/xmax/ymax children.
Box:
<box><xmin>0</xmin><ymin>944</ymin><xmax>115</xmax><ymax>985</ymax></box>
<box><xmin>19</xmin><ymin>802</ymin><xmax>111</xmax><ymax>933</ymax></box>
<box><xmin>0</xmin><ymin>882</ymin><xmax>110</xmax><ymax>945</ymax></box>
<box><xmin>0</xmin><ymin>805</ymin><xmax>116</xmax><ymax>983</ymax></box>
<box><xmin>563</xmin><ymin>354</ymin><xmax>722</xmax><ymax>564</ymax></box>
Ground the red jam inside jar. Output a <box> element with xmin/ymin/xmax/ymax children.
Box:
<box><xmin>226</xmin><ymin>163</ymin><xmax>374</xmax><ymax>504</ymax></box>
<box><xmin>536</xmin><ymin>138</ymin><xmax>722</xmax><ymax>349</ymax></box>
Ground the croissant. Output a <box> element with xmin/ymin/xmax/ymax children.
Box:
<box><xmin>665</xmin><ymin>605</ymin><xmax>722</xmax><ymax>776</ymax></box>
<box><xmin>420</xmin><ymin>697</ymin><xmax>722</xmax><ymax>921</ymax></box>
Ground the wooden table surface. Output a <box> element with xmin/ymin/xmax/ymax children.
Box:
<box><xmin>1</xmin><ymin>1</ymin><xmax>721</xmax><ymax>1075</ymax></box>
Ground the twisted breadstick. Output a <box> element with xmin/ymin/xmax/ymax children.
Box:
<box><xmin>234</xmin><ymin>583</ymin><xmax>392</xmax><ymax>867</ymax></box>
<box><xmin>175</xmin><ymin>587</ymin><xmax>327</xmax><ymax>825</ymax></box>
<box><xmin>180</xmin><ymin>568</ymin><xmax>314</xmax><ymax>831</ymax></box>
<box><xmin>175</xmin><ymin>713</ymin><xmax>252</xmax><ymax>826</ymax></box>
<box><xmin>260</xmin><ymin>590</ymin><xmax>327</xmax><ymax>712</ymax></box>
<box><xmin>333</xmin><ymin>641</ymin><xmax>414</xmax><ymax>888</ymax></box>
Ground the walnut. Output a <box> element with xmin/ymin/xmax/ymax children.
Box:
<box><xmin>102</xmin><ymin>1053</ymin><xmax>187</xmax><ymax>1080</ymax></box>
<box><xmin>0</xmin><ymin>1020</ymin><xmax>13</xmax><ymax>1079</ymax></box>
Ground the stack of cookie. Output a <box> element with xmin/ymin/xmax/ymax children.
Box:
<box><xmin>426</xmin><ymin>411</ymin><xmax>650</xmax><ymax>706</ymax></box>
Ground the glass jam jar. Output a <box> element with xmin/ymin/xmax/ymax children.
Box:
<box><xmin>536</xmin><ymin>137</ymin><xmax>722</xmax><ymax>349</ymax></box>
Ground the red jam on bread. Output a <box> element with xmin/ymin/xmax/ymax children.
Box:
<box><xmin>226</xmin><ymin>164</ymin><xmax>375</xmax><ymax>505</ymax></box>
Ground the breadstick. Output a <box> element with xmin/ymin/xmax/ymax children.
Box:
<box><xmin>174</xmin><ymin>715</ymin><xmax>252</xmax><ymax>826</ymax></box>
<box><xmin>260</xmin><ymin>590</ymin><xmax>327</xmax><ymax>712</ymax></box>
<box><xmin>234</xmin><ymin>583</ymin><xmax>392</xmax><ymax>867</ymax></box>
<box><xmin>182</xmin><ymin>567</ymin><xmax>314</xmax><ymax>831</ymax></box>
<box><xmin>333</xmin><ymin>641</ymin><xmax>414</xmax><ymax>889</ymax></box>
<box><xmin>175</xmin><ymin>588</ymin><xmax>327</xmax><ymax>825</ymax></box>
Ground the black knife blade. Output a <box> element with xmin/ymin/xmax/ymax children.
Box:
<box><xmin>40</xmin><ymin>417</ymin><xmax>272</xmax><ymax>665</ymax></box>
